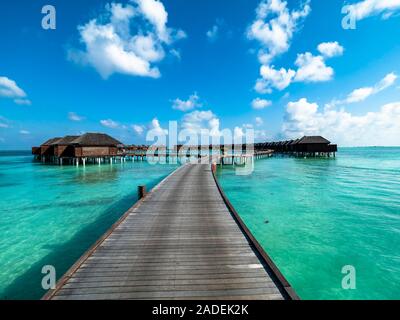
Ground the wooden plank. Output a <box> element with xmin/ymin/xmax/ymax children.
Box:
<box><xmin>59</xmin><ymin>282</ymin><xmax>279</xmax><ymax>295</ymax></box>
<box><xmin>70</xmin><ymin>270</ymin><xmax>269</xmax><ymax>280</ymax></box>
<box><xmin>66</xmin><ymin>277</ymin><xmax>273</xmax><ymax>287</ymax></box>
<box><xmin>44</xmin><ymin>164</ymin><xmax>296</xmax><ymax>300</ymax></box>
<box><xmin>53</xmin><ymin>287</ymin><xmax>283</xmax><ymax>300</ymax></box>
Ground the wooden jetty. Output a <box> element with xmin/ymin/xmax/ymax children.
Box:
<box><xmin>43</xmin><ymin>163</ymin><xmax>298</xmax><ymax>300</ymax></box>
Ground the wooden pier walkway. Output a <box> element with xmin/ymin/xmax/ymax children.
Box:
<box><xmin>43</xmin><ymin>164</ymin><xmax>297</xmax><ymax>300</ymax></box>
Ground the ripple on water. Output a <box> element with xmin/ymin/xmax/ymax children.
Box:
<box><xmin>0</xmin><ymin>153</ymin><xmax>178</xmax><ymax>299</ymax></box>
<box><xmin>218</xmin><ymin>147</ymin><xmax>400</xmax><ymax>300</ymax></box>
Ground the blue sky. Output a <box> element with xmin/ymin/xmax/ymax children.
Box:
<box><xmin>1</xmin><ymin>0</ymin><xmax>400</xmax><ymax>149</ymax></box>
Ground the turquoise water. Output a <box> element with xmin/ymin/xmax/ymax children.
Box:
<box><xmin>0</xmin><ymin>152</ymin><xmax>178</xmax><ymax>300</ymax></box>
<box><xmin>217</xmin><ymin>147</ymin><xmax>400</xmax><ymax>300</ymax></box>
<box><xmin>1</xmin><ymin>149</ymin><xmax>399</xmax><ymax>300</ymax></box>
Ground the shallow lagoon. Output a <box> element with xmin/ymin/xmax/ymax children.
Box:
<box><xmin>1</xmin><ymin>148</ymin><xmax>399</xmax><ymax>299</ymax></box>
<box><xmin>217</xmin><ymin>148</ymin><xmax>400</xmax><ymax>299</ymax></box>
<box><xmin>0</xmin><ymin>151</ymin><xmax>178</xmax><ymax>299</ymax></box>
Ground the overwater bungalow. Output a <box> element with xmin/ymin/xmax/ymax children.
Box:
<box><xmin>293</xmin><ymin>136</ymin><xmax>337</xmax><ymax>156</ymax></box>
<box><xmin>263</xmin><ymin>136</ymin><xmax>337</xmax><ymax>157</ymax></box>
<box><xmin>71</xmin><ymin>133</ymin><xmax>122</xmax><ymax>158</ymax></box>
<box><xmin>33</xmin><ymin>133</ymin><xmax>123</xmax><ymax>165</ymax></box>
<box><xmin>32</xmin><ymin>137</ymin><xmax>62</xmax><ymax>161</ymax></box>
<box><xmin>33</xmin><ymin>134</ymin><xmax>337</xmax><ymax>165</ymax></box>
<box><xmin>289</xmin><ymin>139</ymin><xmax>300</xmax><ymax>152</ymax></box>
<box><xmin>53</xmin><ymin>135</ymin><xmax>80</xmax><ymax>158</ymax></box>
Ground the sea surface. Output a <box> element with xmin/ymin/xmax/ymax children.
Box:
<box><xmin>0</xmin><ymin>151</ymin><xmax>178</xmax><ymax>299</ymax></box>
<box><xmin>217</xmin><ymin>147</ymin><xmax>400</xmax><ymax>300</ymax></box>
<box><xmin>0</xmin><ymin>148</ymin><xmax>399</xmax><ymax>300</ymax></box>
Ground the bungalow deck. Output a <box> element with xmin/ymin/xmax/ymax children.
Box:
<box><xmin>43</xmin><ymin>163</ymin><xmax>297</xmax><ymax>300</ymax></box>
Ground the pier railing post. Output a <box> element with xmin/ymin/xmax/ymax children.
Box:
<box><xmin>138</xmin><ymin>185</ymin><xmax>147</xmax><ymax>199</ymax></box>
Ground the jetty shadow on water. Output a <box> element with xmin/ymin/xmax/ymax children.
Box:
<box><xmin>1</xmin><ymin>191</ymin><xmax>144</xmax><ymax>300</ymax></box>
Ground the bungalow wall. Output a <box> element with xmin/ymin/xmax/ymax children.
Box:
<box><xmin>294</xmin><ymin>144</ymin><xmax>337</xmax><ymax>153</ymax></box>
<box><xmin>54</xmin><ymin>145</ymin><xmax>67</xmax><ymax>157</ymax></box>
<box><xmin>73</xmin><ymin>146</ymin><xmax>118</xmax><ymax>157</ymax></box>
<box><xmin>54</xmin><ymin>145</ymin><xmax>76</xmax><ymax>158</ymax></box>
<box><xmin>40</xmin><ymin>145</ymin><xmax>55</xmax><ymax>156</ymax></box>
<box><xmin>32</xmin><ymin>147</ymin><xmax>41</xmax><ymax>155</ymax></box>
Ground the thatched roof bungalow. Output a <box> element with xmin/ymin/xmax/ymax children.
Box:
<box><xmin>254</xmin><ymin>136</ymin><xmax>337</xmax><ymax>155</ymax></box>
<box><xmin>69</xmin><ymin>133</ymin><xmax>123</xmax><ymax>158</ymax></box>
<box><xmin>39</xmin><ymin>137</ymin><xmax>62</xmax><ymax>156</ymax></box>
<box><xmin>294</xmin><ymin>136</ymin><xmax>337</xmax><ymax>153</ymax></box>
<box><xmin>33</xmin><ymin>133</ymin><xmax>123</xmax><ymax>159</ymax></box>
<box><xmin>53</xmin><ymin>135</ymin><xmax>80</xmax><ymax>157</ymax></box>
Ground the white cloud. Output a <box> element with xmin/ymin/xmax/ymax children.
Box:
<box><xmin>233</xmin><ymin>126</ymin><xmax>245</xmax><ymax>140</ymax></box>
<box><xmin>237</xmin><ymin>123</ymin><xmax>268</xmax><ymax>141</ymax></box>
<box><xmin>283</xmin><ymin>97</ymin><xmax>400</xmax><ymax>146</ymax></box>
<box><xmin>0</xmin><ymin>116</ymin><xmax>11</xmax><ymax>129</ymax></box>
<box><xmin>256</xmin><ymin>41</ymin><xmax>343</xmax><ymax>93</ymax></box>
<box><xmin>247</xmin><ymin>0</ymin><xmax>311</xmax><ymax>63</ymax></box>
<box><xmin>68</xmin><ymin>112</ymin><xmax>86</xmax><ymax>121</ymax></box>
<box><xmin>169</xmin><ymin>48</ymin><xmax>181</xmax><ymax>59</ymax></box>
<box><xmin>254</xmin><ymin>129</ymin><xmax>268</xmax><ymax>141</ymax></box>
<box><xmin>135</xmin><ymin>0</ymin><xmax>169</xmax><ymax>42</ymax></box>
<box><xmin>207</xmin><ymin>19</ymin><xmax>226</xmax><ymax>42</ymax></box>
<box><xmin>19</xmin><ymin>130</ymin><xmax>30</xmax><ymax>135</ymax></box>
<box><xmin>345</xmin><ymin>0</ymin><xmax>400</xmax><ymax>22</ymax></box>
<box><xmin>148</xmin><ymin>118</ymin><xmax>168</xmax><ymax>136</ymax></box>
<box><xmin>243</xmin><ymin>123</ymin><xmax>254</xmax><ymax>129</ymax></box>
<box><xmin>206</xmin><ymin>25</ymin><xmax>219</xmax><ymax>41</ymax></box>
<box><xmin>375</xmin><ymin>72</ymin><xmax>398</xmax><ymax>91</ymax></box>
<box><xmin>251</xmin><ymin>97</ymin><xmax>272</xmax><ymax>109</ymax></box>
<box><xmin>0</xmin><ymin>76</ymin><xmax>31</xmax><ymax>105</ymax></box>
<box><xmin>181</xmin><ymin>110</ymin><xmax>220</xmax><ymax>136</ymax></box>
<box><xmin>0</xmin><ymin>77</ymin><xmax>26</xmax><ymax>98</ymax></box>
<box><xmin>14</xmin><ymin>99</ymin><xmax>32</xmax><ymax>106</ymax></box>
<box><xmin>180</xmin><ymin>109</ymin><xmax>269</xmax><ymax>144</ymax></box>
<box><xmin>283</xmin><ymin>98</ymin><xmax>319</xmax><ymax>133</ymax></box>
<box><xmin>181</xmin><ymin>110</ymin><xmax>262</xmax><ymax>144</ymax></box>
<box><xmin>345</xmin><ymin>87</ymin><xmax>375</xmax><ymax>104</ymax></box>
<box><xmin>172</xmin><ymin>92</ymin><xmax>201</xmax><ymax>111</ymax></box>
<box><xmin>317</xmin><ymin>41</ymin><xmax>344</xmax><ymax>58</ymax></box>
<box><xmin>132</xmin><ymin>124</ymin><xmax>145</xmax><ymax>135</ymax></box>
<box><xmin>100</xmin><ymin>119</ymin><xmax>120</xmax><ymax>128</ymax></box>
<box><xmin>255</xmin><ymin>117</ymin><xmax>264</xmax><ymax>126</ymax></box>
<box><xmin>256</xmin><ymin>65</ymin><xmax>296</xmax><ymax>92</ymax></box>
<box><xmin>247</xmin><ymin>3</ymin><xmax>347</xmax><ymax>95</ymax></box>
<box><xmin>294</xmin><ymin>52</ymin><xmax>334</xmax><ymax>82</ymax></box>
<box><xmin>331</xmin><ymin>72</ymin><xmax>397</xmax><ymax>105</ymax></box>
<box><xmin>69</xmin><ymin>1</ymin><xmax>186</xmax><ymax>79</ymax></box>
<box><xmin>141</xmin><ymin>118</ymin><xmax>168</xmax><ymax>145</ymax></box>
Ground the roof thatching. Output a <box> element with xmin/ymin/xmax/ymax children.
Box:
<box><xmin>71</xmin><ymin>133</ymin><xmax>122</xmax><ymax>146</ymax></box>
<box><xmin>297</xmin><ymin>136</ymin><xmax>331</xmax><ymax>144</ymax></box>
<box><xmin>41</xmin><ymin>137</ymin><xmax>62</xmax><ymax>146</ymax></box>
<box><xmin>290</xmin><ymin>139</ymin><xmax>300</xmax><ymax>145</ymax></box>
<box><xmin>51</xmin><ymin>135</ymin><xmax>80</xmax><ymax>145</ymax></box>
